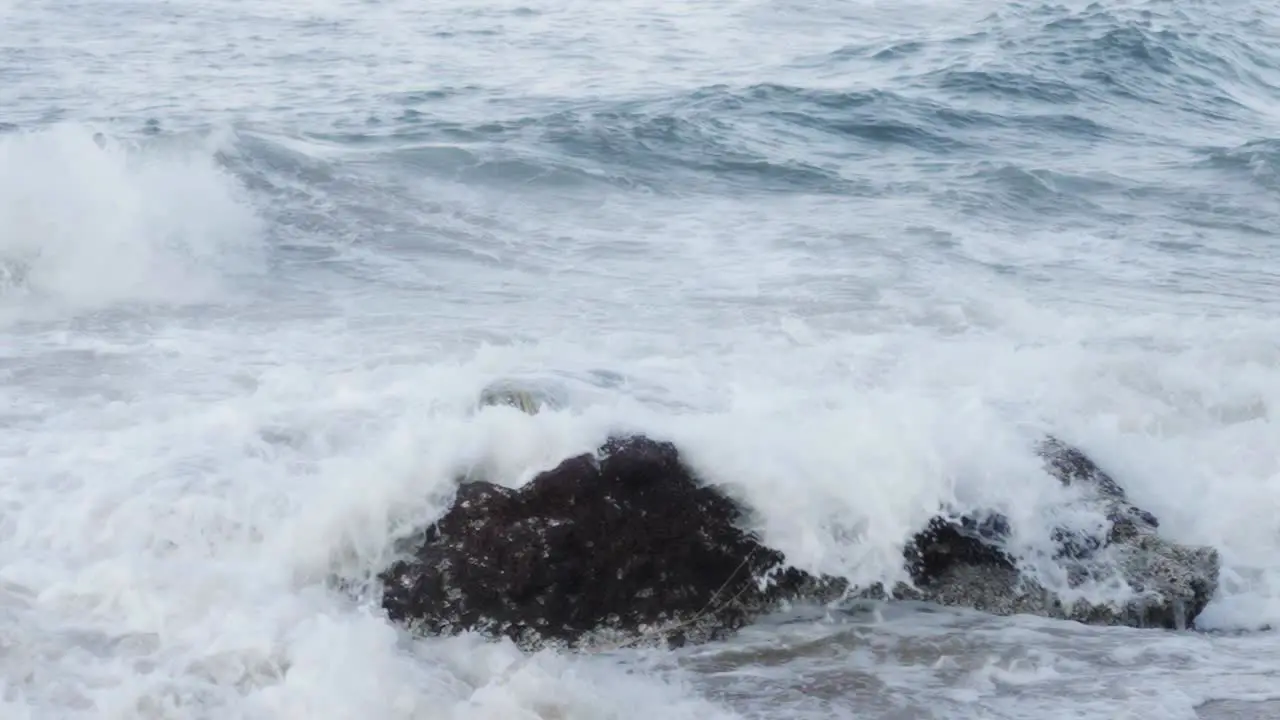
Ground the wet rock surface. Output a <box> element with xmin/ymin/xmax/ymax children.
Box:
<box><xmin>896</xmin><ymin>436</ymin><xmax>1220</xmax><ymax>630</ymax></box>
<box><xmin>378</xmin><ymin>410</ymin><xmax>1220</xmax><ymax>646</ymax></box>
<box><xmin>379</xmin><ymin>435</ymin><xmax>840</xmax><ymax>649</ymax></box>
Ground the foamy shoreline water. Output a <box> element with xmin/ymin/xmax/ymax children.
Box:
<box><xmin>3</xmin><ymin>1</ymin><xmax>1279</xmax><ymax>717</ymax></box>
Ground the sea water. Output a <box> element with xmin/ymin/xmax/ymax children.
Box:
<box><xmin>1</xmin><ymin>1</ymin><xmax>1279</xmax><ymax>718</ymax></box>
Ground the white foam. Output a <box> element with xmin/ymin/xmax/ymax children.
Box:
<box><xmin>0</xmin><ymin>124</ymin><xmax>264</xmax><ymax>318</ymax></box>
<box><xmin>5</xmin><ymin>279</ymin><xmax>1277</xmax><ymax>718</ymax></box>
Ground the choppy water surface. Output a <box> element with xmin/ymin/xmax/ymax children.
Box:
<box><xmin>1</xmin><ymin>1</ymin><xmax>1279</xmax><ymax>718</ymax></box>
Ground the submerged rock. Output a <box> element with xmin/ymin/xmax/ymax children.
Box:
<box><xmin>476</xmin><ymin>378</ymin><xmax>564</xmax><ymax>414</ymax></box>
<box><xmin>897</xmin><ymin>436</ymin><xmax>1220</xmax><ymax>630</ymax></box>
<box><xmin>378</xmin><ymin>421</ymin><xmax>1220</xmax><ymax>647</ymax></box>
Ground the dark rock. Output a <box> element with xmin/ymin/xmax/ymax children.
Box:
<box><xmin>378</xmin><ymin>421</ymin><xmax>1220</xmax><ymax>648</ymax></box>
<box><xmin>379</xmin><ymin>435</ymin><xmax>840</xmax><ymax>649</ymax></box>
<box><xmin>894</xmin><ymin>435</ymin><xmax>1220</xmax><ymax>630</ymax></box>
<box><xmin>903</xmin><ymin>513</ymin><xmax>1015</xmax><ymax>584</ymax></box>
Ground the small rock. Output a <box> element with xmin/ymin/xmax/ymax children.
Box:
<box><xmin>477</xmin><ymin>378</ymin><xmax>563</xmax><ymax>415</ymax></box>
<box><xmin>898</xmin><ymin>436</ymin><xmax>1220</xmax><ymax>630</ymax></box>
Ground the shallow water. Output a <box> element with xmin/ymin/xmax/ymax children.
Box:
<box><xmin>1</xmin><ymin>0</ymin><xmax>1279</xmax><ymax>718</ymax></box>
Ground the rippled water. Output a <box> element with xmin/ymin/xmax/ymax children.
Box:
<box><xmin>1</xmin><ymin>1</ymin><xmax>1279</xmax><ymax>718</ymax></box>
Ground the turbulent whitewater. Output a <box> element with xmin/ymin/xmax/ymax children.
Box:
<box><xmin>1</xmin><ymin>0</ymin><xmax>1279</xmax><ymax>718</ymax></box>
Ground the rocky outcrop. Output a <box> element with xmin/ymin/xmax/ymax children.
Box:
<box><xmin>377</xmin><ymin>388</ymin><xmax>1220</xmax><ymax>646</ymax></box>
<box><xmin>896</xmin><ymin>436</ymin><xmax>1220</xmax><ymax>629</ymax></box>
<box><xmin>379</xmin><ymin>435</ymin><xmax>842</xmax><ymax>649</ymax></box>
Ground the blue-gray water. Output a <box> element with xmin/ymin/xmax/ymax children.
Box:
<box><xmin>1</xmin><ymin>1</ymin><xmax>1279</xmax><ymax>718</ymax></box>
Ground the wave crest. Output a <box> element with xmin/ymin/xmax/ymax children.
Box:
<box><xmin>0</xmin><ymin>124</ymin><xmax>265</xmax><ymax>317</ymax></box>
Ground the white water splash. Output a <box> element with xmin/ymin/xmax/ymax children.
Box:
<box><xmin>0</xmin><ymin>124</ymin><xmax>263</xmax><ymax>318</ymax></box>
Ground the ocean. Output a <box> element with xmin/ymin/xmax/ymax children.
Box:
<box><xmin>1</xmin><ymin>0</ymin><xmax>1278</xmax><ymax>718</ymax></box>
